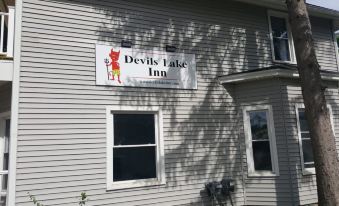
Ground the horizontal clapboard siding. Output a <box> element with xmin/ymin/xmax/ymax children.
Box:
<box><xmin>311</xmin><ymin>17</ymin><xmax>339</xmax><ymax>71</ymax></box>
<box><xmin>14</xmin><ymin>0</ymin><xmax>276</xmax><ymax>205</ymax></box>
<box><xmin>234</xmin><ymin>79</ymin><xmax>295</xmax><ymax>205</ymax></box>
<box><xmin>234</xmin><ymin>78</ymin><xmax>339</xmax><ymax>206</ymax></box>
<box><xmin>281</xmin><ymin>79</ymin><xmax>339</xmax><ymax>205</ymax></box>
<box><xmin>16</xmin><ymin>0</ymin><xmax>339</xmax><ymax>205</ymax></box>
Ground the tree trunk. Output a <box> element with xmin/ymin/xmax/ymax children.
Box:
<box><xmin>285</xmin><ymin>0</ymin><xmax>339</xmax><ymax>205</ymax></box>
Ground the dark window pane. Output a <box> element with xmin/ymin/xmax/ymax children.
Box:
<box><xmin>301</xmin><ymin>132</ymin><xmax>310</xmax><ymax>140</ymax></box>
<box><xmin>2</xmin><ymin>153</ymin><xmax>8</xmax><ymax>171</ymax></box>
<box><xmin>273</xmin><ymin>38</ymin><xmax>290</xmax><ymax>61</ymax></box>
<box><xmin>113</xmin><ymin>147</ymin><xmax>156</xmax><ymax>181</ymax></box>
<box><xmin>271</xmin><ymin>16</ymin><xmax>288</xmax><ymax>38</ymax></box>
<box><xmin>114</xmin><ymin>114</ymin><xmax>155</xmax><ymax>145</ymax></box>
<box><xmin>5</xmin><ymin>120</ymin><xmax>9</xmax><ymax>138</ymax></box>
<box><xmin>271</xmin><ymin>16</ymin><xmax>291</xmax><ymax>61</ymax></box>
<box><xmin>249</xmin><ymin>111</ymin><xmax>269</xmax><ymax>140</ymax></box>
<box><xmin>1</xmin><ymin>174</ymin><xmax>7</xmax><ymax>190</ymax></box>
<box><xmin>0</xmin><ymin>195</ymin><xmax>6</xmax><ymax>206</ymax></box>
<box><xmin>302</xmin><ymin>139</ymin><xmax>314</xmax><ymax>167</ymax></box>
<box><xmin>3</xmin><ymin>120</ymin><xmax>9</xmax><ymax>171</ymax></box>
<box><xmin>0</xmin><ymin>15</ymin><xmax>8</xmax><ymax>53</ymax></box>
<box><xmin>298</xmin><ymin>109</ymin><xmax>309</xmax><ymax>131</ymax></box>
<box><xmin>253</xmin><ymin>141</ymin><xmax>272</xmax><ymax>171</ymax></box>
<box><xmin>304</xmin><ymin>162</ymin><xmax>314</xmax><ymax>168</ymax></box>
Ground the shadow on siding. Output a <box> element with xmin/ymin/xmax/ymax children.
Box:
<box><xmin>93</xmin><ymin>0</ymin><xmax>282</xmax><ymax>205</ymax></box>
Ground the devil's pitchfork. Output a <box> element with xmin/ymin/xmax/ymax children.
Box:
<box><xmin>104</xmin><ymin>58</ymin><xmax>110</xmax><ymax>80</ymax></box>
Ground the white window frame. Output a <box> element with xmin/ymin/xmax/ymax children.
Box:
<box><xmin>267</xmin><ymin>10</ymin><xmax>296</xmax><ymax>64</ymax></box>
<box><xmin>333</xmin><ymin>30</ymin><xmax>339</xmax><ymax>71</ymax></box>
<box><xmin>106</xmin><ymin>106</ymin><xmax>165</xmax><ymax>190</ymax></box>
<box><xmin>243</xmin><ymin>105</ymin><xmax>279</xmax><ymax>177</ymax></box>
<box><xmin>295</xmin><ymin>104</ymin><xmax>335</xmax><ymax>175</ymax></box>
<box><xmin>0</xmin><ymin>111</ymin><xmax>10</xmax><ymax>205</ymax></box>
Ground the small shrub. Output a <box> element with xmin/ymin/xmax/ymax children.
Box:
<box><xmin>28</xmin><ymin>192</ymin><xmax>88</xmax><ymax>206</ymax></box>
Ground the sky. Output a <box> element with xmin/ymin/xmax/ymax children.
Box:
<box><xmin>307</xmin><ymin>0</ymin><xmax>339</xmax><ymax>11</ymax></box>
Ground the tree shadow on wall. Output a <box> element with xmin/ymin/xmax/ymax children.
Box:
<box><xmin>30</xmin><ymin>0</ymin><xmax>277</xmax><ymax>205</ymax></box>
<box><xmin>92</xmin><ymin>0</ymin><xmax>273</xmax><ymax>205</ymax></box>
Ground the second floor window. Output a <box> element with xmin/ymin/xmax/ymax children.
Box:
<box><xmin>268</xmin><ymin>11</ymin><xmax>295</xmax><ymax>63</ymax></box>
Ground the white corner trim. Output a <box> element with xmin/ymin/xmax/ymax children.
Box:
<box><xmin>7</xmin><ymin>0</ymin><xmax>22</xmax><ymax>205</ymax></box>
<box><xmin>106</xmin><ymin>105</ymin><xmax>166</xmax><ymax>190</ymax></box>
<box><xmin>218</xmin><ymin>68</ymin><xmax>339</xmax><ymax>85</ymax></box>
<box><xmin>6</xmin><ymin>6</ymin><xmax>15</xmax><ymax>58</ymax></box>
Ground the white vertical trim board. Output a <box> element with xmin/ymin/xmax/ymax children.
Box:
<box><xmin>106</xmin><ymin>106</ymin><xmax>166</xmax><ymax>190</ymax></box>
<box><xmin>332</xmin><ymin>21</ymin><xmax>339</xmax><ymax>71</ymax></box>
<box><xmin>6</xmin><ymin>6</ymin><xmax>15</xmax><ymax>58</ymax></box>
<box><xmin>267</xmin><ymin>10</ymin><xmax>296</xmax><ymax>64</ymax></box>
<box><xmin>242</xmin><ymin>105</ymin><xmax>279</xmax><ymax>177</ymax></box>
<box><xmin>0</xmin><ymin>12</ymin><xmax>4</xmax><ymax>54</ymax></box>
<box><xmin>7</xmin><ymin>0</ymin><xmax>23</xmax><ymax>205</ymax></box>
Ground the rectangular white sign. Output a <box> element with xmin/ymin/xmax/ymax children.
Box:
<box><xmin>96</xmin><ymin>44</ymin><xmax>197</xmax><ymax>89</ymax></box>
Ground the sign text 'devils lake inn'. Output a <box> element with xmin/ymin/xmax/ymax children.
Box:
<box><xmin>96</xmin><ymin>44</ymin><xmax>197</xmax><ymax>89</ymax></box>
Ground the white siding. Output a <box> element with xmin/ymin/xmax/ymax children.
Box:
<box><xmin>234</xmin><ymin>78</ymin><xmax>339</xmax><ymax>206</ymax></box>
<box><xmin>16</xmin><ymin>0</ymin><xmax>339</xmax><ymax>205</ymax></box>
<box><xmin>15</xmin><ymin>0</ymin><xmax>270</xmax><ymax>205</ymax></box>
<box><xmin>311</xmin><ymin>17</ymin><xmax>339</xmax><ymax>71</ymax></box>
<box><xmin>234</xmin><ymin>79</ymin><xmax>296</xmax><ymax>206</ymax></box>
<box><xmin>282</xmin><ymin>79</ymin><xmax>339</xmax><ymax>205</ymax></box>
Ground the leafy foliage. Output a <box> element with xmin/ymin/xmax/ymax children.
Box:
<box><xmin>28</xmin><ymin>193</ymin><xmax>44</xmax><ymax>206</ymax></box>
<box><xmin>28</xmin><ymin>192</ymin><xmax>88</xmax><ymax>206</ymax></box>
<box><xmin>79</xmin><ymin>192</ymin><xmax>88</xmax><ymax>206</ymax></box>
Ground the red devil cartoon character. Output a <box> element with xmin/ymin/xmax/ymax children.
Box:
<box><xmin>105</xmin><ymin>49</ymin><xmax>121</xmax><ymax>83</ymax></box>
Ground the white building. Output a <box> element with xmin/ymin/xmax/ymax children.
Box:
<box><xmin>1</xmin><ymin>0</ymin><xmax>339</xmax><ymax>205</ymax></box>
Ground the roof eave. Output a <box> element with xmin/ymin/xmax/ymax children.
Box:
<box><xmin>218</xmin><ymin>68</ymin><xmax>339</xmax><ymax>85</ymax></box>
<box><xmin>234</xmin><ymin>0</ymin><xmax>339</xmax><ymax>20</ymax></box>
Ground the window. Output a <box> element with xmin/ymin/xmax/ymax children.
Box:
<box><xmin>268</xmin><ymin>11</ymin><xmax>296</xmax><ymax>63</ymax></box>
<box><xmin>106</xmin><ymin>106</ymin><xmax>165</xmax><ymax>190</ymax></box>
<box><xmin>243</xmin><ymin>105</ymin><xmax>279</xmax><ymax>176</ymax></box>
<box><xmin>296</xmin><ymin>104</ymin><xmax>334</xmax><ymax>175</ymax></box>
<box><xmin>0</xmin><ymin>114</ymin><xmax>9</xmax><ymax>206</ymax></box>
<box><xmin>336</xmin><ymin>33</ymin><xmax>339</xmax><ymax>56</ymax></box>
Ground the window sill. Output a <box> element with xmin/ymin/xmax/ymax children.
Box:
<box><xmin>272</xmin><ymin>60</ymin><xmax>297</xmax><ymax>65</ymax></box>
<box><xmin>248</xmin><ymin>172</ymin><xmax>279</xmax><ymax>178</ymax></box>
<box><xmin>302</xmin><ymin>168</ymin><xmax>316</xmax><ymax>176</ymax></box>
<box><xmin>107</xmin><ymin>178</ymin><xmax>166</xmax><ymax>191</ymax></box>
